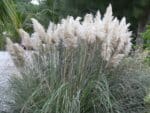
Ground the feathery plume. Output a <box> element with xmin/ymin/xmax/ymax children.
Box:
<box><xmin>30</xmin><ymin>32</ymin><xmax>42</xmax><ymax>50</ymax></box>
<box><xmin>7</xmin><ymin>4</ymin><xmax>132</xmax><ymax>68</ymax></box>
<box><xmin>107</xmin><ymin>54</ymin><xmax>125</xmax><ymax>67</ymax></box>
<box><xmin>12</xmin><ymin>43</ymin><xmax>25</xmax><ymax>67</ymax></box>
<box><xmin>31</xmin><ymin>18</ymin><xmax>47</xmax><ymax>42</ymax></box>
<box><xmin>6</xmin><ymin>38</ymin><xmax>25</xmax><ymax>67</ymax></box>
<box><xmin>19</xmin><ymin>29</ymin><xmax>33</xmax><ymax>49</ymax></box>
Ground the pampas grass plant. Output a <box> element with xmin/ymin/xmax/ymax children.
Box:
<box><xmin>6</xmin><ymin>4</ymin><xmax>150</xmax><ymax>113</ymax></box>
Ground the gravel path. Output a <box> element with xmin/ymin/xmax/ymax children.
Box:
<box><xmin>0</xmin><ymin>52</ymin><xmax>18</xmax><ymax>113</ymax></box>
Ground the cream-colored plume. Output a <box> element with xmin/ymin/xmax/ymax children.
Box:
<box><xmin>31</xmin><ymin>18</ymin><xmax>47</xmax><ymax>43</ymax></box>
<box><xmin>19</xmin><ymin>29</ymin><xmax>33</xmax><ymax>49</ymax></box>
<box><xmin>7</xmin><ymin>4</ymin><xmax>132</xmax><ymax>68</ymax></box>
<box><xmin>6</xmin><ymin>38</ymin><xmax>25</xmax><ymax>67</ymax></box>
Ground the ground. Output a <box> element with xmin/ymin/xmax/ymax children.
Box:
<box><xmin>0</xmin><ymin>52</ymin><xmax>18</xmax><ymax>113</ymax></box>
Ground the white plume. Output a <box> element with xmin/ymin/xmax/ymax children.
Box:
<box><xmin>7</xmin><ymin>4</ymin><xmax>132</xmax><ymax>67</ymax></box>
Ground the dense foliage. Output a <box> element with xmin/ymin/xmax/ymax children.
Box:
<box><xmin>142</xmin><ymin>25</ymin><xmax>150</xmax><ymax>65</ymax></box>
<box><xmin>142</xmin><ymin>25</ymin><xmax>150</xmax><ymax>49</ymax></box>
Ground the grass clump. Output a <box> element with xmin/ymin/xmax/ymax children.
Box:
<box><xmin>9</xmin><ymin>48</ymin><xmax>150</xmax><ymax>113</ymax></box>
<box><xmin>6</xmin><ymin>4</ymin><xmax>150</xmax><ymax>113</ymax></box>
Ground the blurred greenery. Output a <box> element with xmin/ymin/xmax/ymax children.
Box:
<box><xmin>142</xmin><ymin>25</ymin><xmax>150</xmax><ymax>49</ymax></box>
<box><xmin>142</xmin><ymin>25</ymin><xmax>150</xmax><ymax>65</ymax></box>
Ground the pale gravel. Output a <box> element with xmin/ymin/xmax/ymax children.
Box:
<box><xmin>0</xmin><ymin>52</ymin><xmax>18</xmax><ymax>113</ymax></box>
